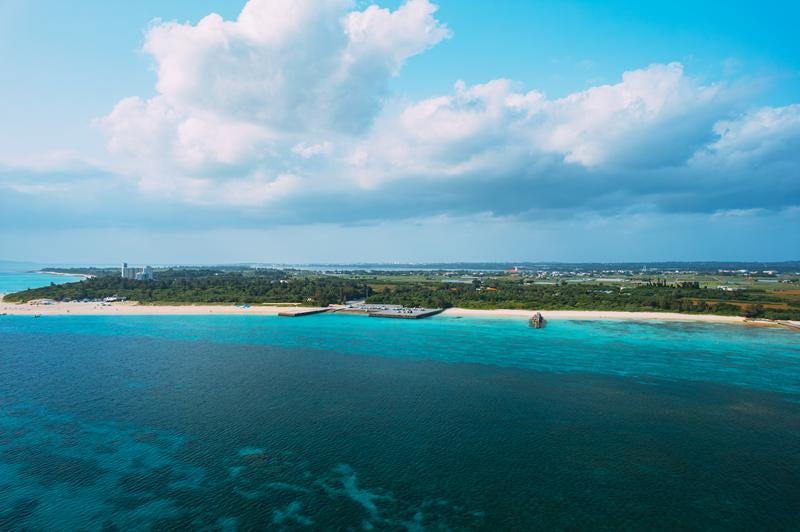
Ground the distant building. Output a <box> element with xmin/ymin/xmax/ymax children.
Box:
<box><xmin>121</xmin><ymin>262</ymin><xmax>154</xmax><ymax>281</ymax></box>
<box><xmin>717</xmin><ymin>285</ymin><xmax>740</xmax><ymax>292</ymax></box>
<box><xmin>121</xmin><ymin>262</ymin><xmax>137</xmax><ymax>279</ymax></box>
<box><xmin>135</xmin><ymin>266</ymin><xmax>154</xmax><ymax>281</ymax></box>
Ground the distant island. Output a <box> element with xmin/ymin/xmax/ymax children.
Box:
<box><xmin>3</xmin><ymin>263</ymin><xmax>799</xmax><ymax>321</ymax></box>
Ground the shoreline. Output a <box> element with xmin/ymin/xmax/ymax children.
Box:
<box><xmin>441</xmin><ymin>309</ymin><xmax>799</xmax><ymax>330</ymax></box>
<box><xmin>37</xmin><ymin>271</ymin><xmax>92</xmax><ymax>279</ymax></box>
<box><xmin>1</xmin><ymin>299</ymin><xmax>797</xmax><ymax>330</ymax></box>
<box><xmin>440</xmin><ymin>308</ymin><xmax>749</xmax><ymax>324</ymax></box>
<box><xmin>0</xmin><ymin>300</ymin><xmax>313</xmax><ymax>316</ymax></box>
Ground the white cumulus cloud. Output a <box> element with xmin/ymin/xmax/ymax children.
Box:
<box><xmin>99</xmin><ymin>0</ymin><xmax>450</xmax><ymax>201</ymax></box>
<box><xmin>93</xmin><ymin>0</ymin><xmax>799</xmax><ymax>221</ymax></box>
<box><xmin>346</xmin><ymin>62</ymin><xmax>728</xmax><ymax>187</ymax></box>
<box><xmin>701</xmin><ymin>104</ymin><xmax>800</xmax><ymax>167</ymax></box>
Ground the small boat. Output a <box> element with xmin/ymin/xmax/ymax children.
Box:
<box><xmin>33</xmin><ymin>314</ymin><xmax>42</xmax><ymax>318</ymax></box>
<box><xmin>529</xmin><ymin>312</ymin><xmax>545</xmax><ymax>329</ymax></box>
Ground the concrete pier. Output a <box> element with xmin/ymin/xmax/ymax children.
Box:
<box><xmin>277</xmin><ymin>307</ymin><xmax>330</xmax><ymax>317</ymax></box>
<box><xmin>368</xmin><ymin>307</ymin><xmax>444</xmax><ymax>319</ymax></box>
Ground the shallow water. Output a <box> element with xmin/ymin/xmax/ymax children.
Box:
<box><xmin>0</xmin><ymin>314</ymin><xmax>798</xmax><ymax>529</ymax></box>
<box><xmin>0</xmin><ymin>269</ymin><xmax>83</xmax><ymax>294</ymax></box>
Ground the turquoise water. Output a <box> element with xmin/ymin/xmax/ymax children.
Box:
<box><xmin>6</xmin><ymin>313</ymin><xmax>799</xmax><ymax>395</ymax></box>
<box><xmin>0</xmin><ymin>267</ymin><xmax>83</xmax><ymax>294</ymax></box>
<box><xmin>1</xmin><ymin>313</ymin><xmax>799</xmax><ymax>529</ymax></box>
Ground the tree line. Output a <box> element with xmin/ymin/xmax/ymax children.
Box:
<box><xmin>366</xmin><ymin>279</ymin><xmax>800</xmax><ymax>320</ymax></box>
<box><xmin>6</xmin><ymin>269</ymin><xmax>371</xmax><ymax>306</ymax></box>
<box><xmin>7</xmin><ymin>271</ymin><xmax>799</xmax><ymax>320</ymax></box>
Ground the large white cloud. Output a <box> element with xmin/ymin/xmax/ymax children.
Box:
<box><xmin>145</xmin><ymin>0</ymin><xmax>449</xmax><ymax>128</ymax></box>
<box><xmin>539</xmin><ymin>62</ymin><xmax>723</xmax><ymax>167</ymax></box>
<box><xmin>94</xmin><ymin>0</ymin><xmax>799</xmax><ymax>219</ymax></box>
<box><xmin>98</xmin><ymin>0</ymin><xmax>450</xmax><ymax>202</ymax></box>
<box><xmin>347</xmin><ymin>62</ymin><xmax>727</xmax><ymax>187</ymax></box>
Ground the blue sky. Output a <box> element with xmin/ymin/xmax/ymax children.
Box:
<box><xmin>1</xmin><ymin>0</ymin><xmax>798</xmax><ymax>263</ymax></box>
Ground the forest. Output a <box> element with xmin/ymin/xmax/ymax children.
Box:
<box><xmin>365</xmin><ymin>279</ymin><xmax>800</xmax><ymax>320</ymax></box>
<box><xmin>5</xmin><ymin>269</ymin><xmax>370</xmax><ymax>306</ymax></box>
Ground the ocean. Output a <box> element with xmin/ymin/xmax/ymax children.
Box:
<box><xmin>0</xmin><ymin>311</ymin><xmax>798</xmax><ymax>530</ymax></box>
<box><xmin>0</xmin><ymin>262</ymin><xmax>84</xmax><ymax>295</ymax></box>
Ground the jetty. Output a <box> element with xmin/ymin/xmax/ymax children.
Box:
<box><xmin>336</xmin><ymin>302</ymin><xmax>443</xmax><ymax>319</ymax></box>
<box><xmin>277</xmin><ymin>307</ymin><xmax>330</xmax><ymax>317</ymax></box>
<box><xmin>368</xmin><ymin>307</ymin><xmax>444</xmax><ymax>319</ymax></box>
<box><xmin>529</xmin><ymin>312</ymin><xmax>545</xmax><ymax>328</ymax></box>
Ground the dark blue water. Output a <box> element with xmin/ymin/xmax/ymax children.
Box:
<box><xmin>1</xmin><ymin>314</ymin><xmax>799</xmax><ymax>529</ymax></box>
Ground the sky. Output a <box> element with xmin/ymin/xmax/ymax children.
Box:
<box><xmin>1</xmin><ymin>0</ymin><xmax>798</xmax><ymax>264</ymax></box>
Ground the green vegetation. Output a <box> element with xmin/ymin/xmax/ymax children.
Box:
<box><xmin>5</xmin><ymin>268</ymin><xmax>370</xmax><ymax>306</ymax></box>
<box><xmin>365</xmin><ymin>278</ymin><xmax>800</xmax><ymax>320</ymax></box>
<box><xmin>6</xmin><ymin>266</ymin><xmax>800</xmax><ymax>320</ymax></box>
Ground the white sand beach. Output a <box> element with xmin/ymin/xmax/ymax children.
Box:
<box><xmin>2</xmin><ymin>298</ymin><xmax>795</xmax><ymax>329</ymax></box>
<box><xmin>0</xmin><ymin>299</ymin><xmax>324</xmax><ymax>316</ymax></box>
<box><xmin>440</xmin><ymin>308</ymin><xmax>750</xmax><ymax>324</ymax></box>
